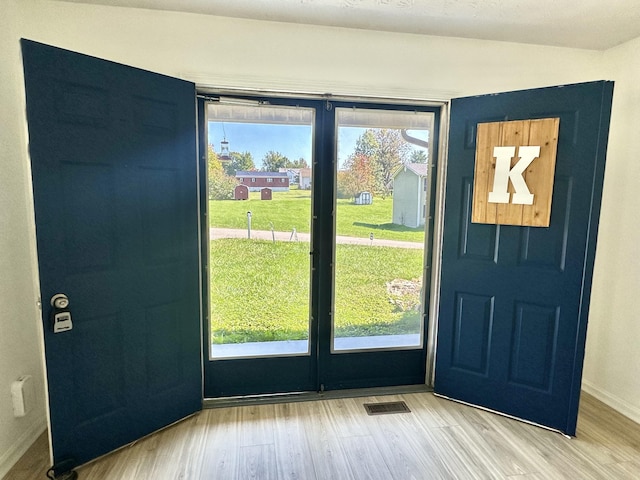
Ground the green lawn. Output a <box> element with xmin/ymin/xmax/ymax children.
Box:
<box><xmin>210</xmin><ymin>239</ymin><xmax>424</xmax><ymax>344</ymax></box>
<box><xmin>210</xmin><ymin>189</ymin><xmax>425</xmax><ymax>242</ymax></box>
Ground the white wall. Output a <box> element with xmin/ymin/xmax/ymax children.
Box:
<box><xmin>581</xmin><ymin>35</ymin><xmax>640</xmax><ymax>424</ymax></box>
<box><xmin>2</xmin><ymin>0</ymin><xmax>637</xmax><ymax>472</ymax></box>
<box><xmin>0</xmin><ymin>2</ymin><xmax>48</xmax><ymax>477</ymax></box>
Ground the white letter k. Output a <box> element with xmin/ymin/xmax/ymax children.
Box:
<box><xmin>488</xmin><ymin>146</ymin><xmax>540</xmax><ymax>205</ymax></box>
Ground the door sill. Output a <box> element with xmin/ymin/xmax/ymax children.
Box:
<box><xmin>203</xmin><ymin>384</ymin><xmax>432</xmax><ymax>409</ymax></box>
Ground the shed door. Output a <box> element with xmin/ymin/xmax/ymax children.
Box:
<box><xmin>22</xmin><ymin>40</ymin><xmax>201</xmax><ymax>473</ymax></box>
<box><xmin>435</xmin><ymin>81</ymin><xmax>613</xmax><ymax>435</ymax></box>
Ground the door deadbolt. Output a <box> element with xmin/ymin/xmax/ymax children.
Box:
<box><xmin>51</xmin><ymin>294</ymin><xmax>69</xmax><ymax>309</ymax></box>
<box><xmin>50</xmin><ymin>294</ymin><xmax>72</xmax><ymax>333</ymax></box>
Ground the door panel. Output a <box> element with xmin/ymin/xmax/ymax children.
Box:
<box><xmin>22</xmin><ymin>40</ymin><xmax>201</xmax><ymax>472</ymax></box>
<box><xmin>332</xmin><ymin>108</ymin><xmax>433</xmax><ymax>353</ymax></box>
<box><xmin>319</xmin><ymin>102</ymin><xmax>440</xmax><ymax>391</ymax></box>
<box><xmin>435</xmin><ymin>81</ymin><xmax>613</xmax><ymax>435</ymax></box>
<box><xmin>202</xmin><ymin>97</ymin><xmax>320</xmax><ymax>397</ymax></box>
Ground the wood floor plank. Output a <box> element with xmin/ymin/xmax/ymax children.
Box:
<box><xmin>454</xmin><ymin>415</ymin><xmax>540</xmax><ymax>477</ymax></box>
<box><xmin>600</xmin><ymin>460</ymin><xmax>640</xmax><ymax>480</ymax></box>
<box><xmin>577</xmin><ymin>395</ymin><xmax>640</xmax><ymax>463</ymax></box>
<box><xmin>340</xmin><ymin>434</ymin><xmax>394</xmax><ymax>480</ymax></box>
<box><xmin>429</xmin><ymin>424</ymin><xmax>505</xmax><ymax>479</ymax></box>
<box><xmin>239</xmin><ymin>404</ymin><xmax>277</xmax><ymax>447</ymax></box>
<box><xmin>497</xmin><ymin>417</ymin><xmax>615</xmax><ymax>480</ymax></box>
<box><xmin>409</xmin><ymin>391</ymin><xmax>487</xmax><ymax>428</ymax></box>
<box><xmin>321</xmin><ymin>397</ymin><xmax>372</xmax><ymax>438</ymax></box>
<box><xmin>304</xmin><ymin>399</ymin><xmax>357</xmax><ymax>480</ymax></box>
<box><xmin>80</xmin><ymin>439</ymin><xmax>150</xmax><ymax>480</ymax></box>
<box><xmin>1</xmin><ymin>432</ymin><xmax>49</xmax><ymax>480</ymax></box>
<box><xmin>368</xmin><ymin>411</ymin><xmax>452</xmax><ymax>479</ymax></box>
<box><xmin>5</xmin><ymin>391</ymin><xmax>640</xmax><ymax>480</ymax></box>
<box><xmin>505</xmin><ymin>474</ymin><xmax>548</xmax><ymax>479</ymax></box>
<box><xmin>272</xmin><ymin>402</ymin><xmax>317</xmax><ymax>480</ymax></box>
<box><xmin>194</xmin><ymin>406</ymin><xmax>240</xmax><ymax>479</ymax></box>
<box><xmin>238</xmin><ymin>444</ymin><xmax>278</xmax><ymax>480</ymax></box>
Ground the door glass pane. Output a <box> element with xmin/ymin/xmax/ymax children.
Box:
<box><xmin>333</xmin><ymin>108</ymin><xmax>434</xmax><ymax>352</ymax></box>
<box><xmin>207</xmin><ymin>102</ymin><xmax>314</xmax><ymax>359</ymax></box>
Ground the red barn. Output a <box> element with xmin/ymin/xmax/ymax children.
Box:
<box><xmin>235</xmin><ymin>171</ymin><xmax>289</xmax><ymax>192</ymax></box>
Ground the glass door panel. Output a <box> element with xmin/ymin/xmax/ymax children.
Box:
<box><xmin>202</xmin><ymin>96</ymin><xmax>439</xmax><ymax>397</ymax></box>
<box><xmin>333</xmin><ymin>108</ymin><xmax>435</xmax><ymax>352</ymax></box>
<box><xmin>206</xmin><ymin>102</ymin><xmax>315</xmax><ymax>360</ymax></box>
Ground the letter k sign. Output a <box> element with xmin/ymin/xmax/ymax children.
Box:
<box><xmin>471</xmin><ymin>118</ymin><xmax>559</xmax><ymax>227</ymax></box>
<box><xmin>488</xmin><ymin>146</ymin><xmax>540</xmax><ymax>205</ymax></box>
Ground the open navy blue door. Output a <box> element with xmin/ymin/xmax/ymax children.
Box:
<box><xmin>22</xmin><ymin>40</ymin><xmax>201</xmax><ymax>472</ymax></box>
<box><xmin>434</xmin><ymin>81</ymin><xmax>613</xmax><ymax>435</ymax></box>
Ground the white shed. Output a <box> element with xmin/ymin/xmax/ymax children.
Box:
<box><xmin>392</xmin><ymin>163</ymin><xmax>428</xmax><ymax>228</ymax></box>
<box><xmin>354</xmin><ymin>191</ymin><xmax>373</xmax><ymax>205</ymax></box>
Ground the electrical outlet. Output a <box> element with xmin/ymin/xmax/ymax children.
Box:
<box><xmin>11</xmin><ymin>375</ymin><xmax>34</xmax><ymax>417</ymax></box>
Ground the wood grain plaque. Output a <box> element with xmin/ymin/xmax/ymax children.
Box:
<box><xmin>471</xmin><ymin>118</ymin><xmax>560</xmax><ymax>227</ymax></box>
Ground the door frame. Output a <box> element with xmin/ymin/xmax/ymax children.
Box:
<box><xmin>196</xmin><ymin>88</ymin><xmax>448</xmax><ymax>398</ymax></box>
<box><xmin>426</xmin><ymin>101</ymin><xmax>450</xmax><ymax>386</ymax></box>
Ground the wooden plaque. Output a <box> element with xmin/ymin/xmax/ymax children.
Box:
<box><xmin>471</xmin><ymin>118</ymin><xmax>560</xmax><ymax>227</ymax></box>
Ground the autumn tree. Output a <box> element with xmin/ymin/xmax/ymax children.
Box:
<box><xmin>208</xmin><ymin>144</ymin><xmax>223</xmax><ymax>178</ymax></box>
<box><xmin>337</xmin><ymin>153</ymin><xmax>375</xmax><ymax>199</ymax></box>
<box><xmin>347</xmin><ymin>128</ymin><xmax>411</xmax><ymax>198</ymax></box>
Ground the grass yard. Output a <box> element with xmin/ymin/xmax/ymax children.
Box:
<box><xmin>211</xmin><ymin>190</ymin><xmax>312</xmax><ymax>233</ymax></box>
<box><xmin>334</xmin><ymin>243</ymin><xmax>423</xmax><ymax>338</ymax></box>
<box><xmin>210</xmin><ymin>238</ymin><xmax>424</xmax><ymax>344</ymax></box>
<box><xmin>210</xmin><ymin>189</ymin><xmax>425</xmax><ymax>242</ymax></box>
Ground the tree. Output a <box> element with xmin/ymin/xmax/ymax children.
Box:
<box><xmin>354</xmin><ymin>129</ymin><xmax>379</xmax><ymax>158</ymax></box>
<box><xmin>224</xmin><ymin>151</ymin><xmax>255</xmax><ymax>175</ymax></box>
<box><xmin>208</xmin><ymin>144</ymin><xmax>223</xmax><ymax>178</ymax></box>
<box><xmin>410</xmin><ymin>150</ymin><xmax>428</xmax><ymax>164</ymax></box>
<box><xmin>289</xmin><ymin>157</ymin><xmax>309</xmax><ymax>169</ymax></box>
<box><xmin>337</xmin><ymin>153</ymin><xmax>375</xmax><ymax>199</ymax></box>
<box><xmin>262</xmin><ymin>151</ymin><xmax>290</xmax><ymax>171</ymax></box>
<box><xmin>349</xmin><ymin>128</ymin><xmax>411</xmax><ymax>198</ymax></box>
<box><xmin>372</xmin><ymin>129</ymin><xmax>412</xmax><ymax>197</ymax></box>
<box><xmin>208</xmin><ymin>144</ymin><xmax>238</xmax><ymax>200</ymax></box>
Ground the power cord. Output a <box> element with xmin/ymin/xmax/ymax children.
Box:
<box><xmin>46</xmin><ymin>465</ymin><xmax>78</xmax><ymax>479</ymax></box>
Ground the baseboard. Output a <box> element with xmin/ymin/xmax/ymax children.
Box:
<box><xmin>0</xmin><ymin>418</ymin><xmax>47</xmax><ymax>479</ymax></box>
<box><xmin>582</xmin><ymin>381</ymin><xmax>640</xmax><ymax>425</ymax></box>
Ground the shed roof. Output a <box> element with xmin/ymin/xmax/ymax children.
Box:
<box><xmin>394</xmin><ymin>163</ymin><xmax>428</xmax><ymax>178</ymax></box>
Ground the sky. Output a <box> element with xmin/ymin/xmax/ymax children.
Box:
<box><xmin>208</xmin><ymin>121</ymin><xmax>428</xmax><ymax>170</ymax></box>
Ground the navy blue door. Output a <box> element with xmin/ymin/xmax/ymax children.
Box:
<box><xmin>22</xmin><ymin>40</ymin><xmax>201</xmax><ymax>473</ymax></box>
<box><xmin>434</xmin><ymin>81</ymin><xmax>613</xmax><ymax>435</ymax></box>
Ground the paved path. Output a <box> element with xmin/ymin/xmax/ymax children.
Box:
<box><xmin>210</xmin><ymin>227</ymin><xmax>424</xmax><ymax>249</ymax></box>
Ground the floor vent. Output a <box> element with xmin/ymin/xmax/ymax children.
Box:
<box><xmin>363</xmin><ymin>401</ymin><xmax>411</xmax><ymax>416</ymax></box>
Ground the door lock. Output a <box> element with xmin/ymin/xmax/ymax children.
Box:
<box><xmin>50</xmin><ymin>294</ymin><xmax>72</xmax><ymax>333</ymax></box>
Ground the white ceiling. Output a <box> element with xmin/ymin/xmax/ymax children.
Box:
<box><xmin>59</xmin><ymin>0</ymin><xmax>640</xmax><ymax>50</ymax></box>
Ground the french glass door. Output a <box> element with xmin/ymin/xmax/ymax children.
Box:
<box><xmin>201</xmin><ymin>95</ymin><xmax>439</xmax><ymax>398</ymax></box>
<box><xmin>321</xmin><ymin>102</ymin><xmax>437</xmax><ymax>390</ymax></box>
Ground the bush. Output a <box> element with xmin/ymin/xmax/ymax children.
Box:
<box><xmin>209</xmin><ymin>174</ymin><xmax>238</xmax><ymax>200</ymax></box>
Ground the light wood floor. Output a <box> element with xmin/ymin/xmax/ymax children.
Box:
<box><xmin>5</xmin><ymin>391</ymin><xmax>640</xmax><ymax>479</ymax></box>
